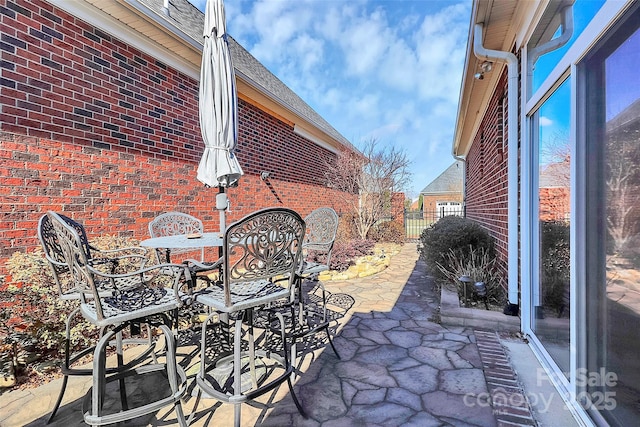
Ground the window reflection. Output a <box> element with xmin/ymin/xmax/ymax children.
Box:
<box><xmin>585</xmin><ymin>19</ymin><xmax>640</xmax><ymax>426</ymax></box>
<box><xmin>533</xmin><ymin>79</ymin><xmax>571</xmax><ymax>376</ymax></box>
<box><xmin>530</xmin><ymin>0</ymin><xmax>604</xmax><ymax>95</ymax></box>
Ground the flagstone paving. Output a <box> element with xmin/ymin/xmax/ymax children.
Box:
<box><xmin>0</xmin><ymin>243</ymin><xmax>528</xmax><ymax>426</ymax></box>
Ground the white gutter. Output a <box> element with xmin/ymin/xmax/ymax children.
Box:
<box><xmin>122</xmin><ymin>0</ymin><xmax>203</xmax><ymax>52</ymax></box>
<box><xmin>527</xmin><ymin>5</ymin><xmax>574</xmax><ymax>98</ymax></box>
<box><xmin>453</xmin><ymin>155</ymin><xmax>466</xmax><ymax>216</ymax></box>
<box><xmin>473</xmin><ymin>23</ymin><xmax>519</xmax><ymax>309</ymax></box>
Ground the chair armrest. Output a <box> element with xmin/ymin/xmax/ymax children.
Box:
<box><xmin>182</xmin><ymin>258</ymin><xmax>223</xmax><ymax>273</ymax></box>
<box><xmin>95</xmin><ymin>246</ymin><xmax>148</xmax><ymax>256</ymax></box>
<box><xmin>89</xmin><ymin>262</ymin><xmax>190</xmax><ymax>296</ymax></box>
<box><xmin>90</xmin><ymin>253</ymin><xmax>149</xmax><ymax>272</ymax></box>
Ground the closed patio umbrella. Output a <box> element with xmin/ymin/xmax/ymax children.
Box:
<box><xmin>197</xmin><ymin>0</ymin><xmax>243</xmax><ymax>232</ymax></box>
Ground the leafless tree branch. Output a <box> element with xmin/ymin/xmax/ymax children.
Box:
<box><xmin>324</xmin><ymin>138</ymin><xmax>411</xmax><ymax>239</ymax></box>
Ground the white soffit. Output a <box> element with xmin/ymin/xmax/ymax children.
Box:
<box><xmin>47</xmin><ymin>0</ymin><xmax>200</xmax><ymax>79</ymax></box>
<box><xmin>293</xmin><ymin>125</ymin><xmax>339</xmax><ymax>155</ymax></box>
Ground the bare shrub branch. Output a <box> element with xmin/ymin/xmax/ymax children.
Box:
<box><xmin>324</xmin><ymin>138</ymin><xmax>411</xmax><ymax>240</ymax></box>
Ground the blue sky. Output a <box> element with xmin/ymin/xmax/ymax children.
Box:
<box><xmin>188</xmin><ymin>0</ymin><xmax>472</xmax><ymax>197</ymax></box>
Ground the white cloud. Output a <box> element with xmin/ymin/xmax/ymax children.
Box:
<box><xmin>291</xmin><ymin>34</ymin><xmax>324</xmax><ymax>71</ymax></box>
<box><xmin>539</xmin><ymin>116</ymin><xmax>554</xmax><ymax>126</ymax></box>
<box><xmin>190</xmin><ymin>0</ymin><xmax>472</xmax><ymax>194</ymax></box>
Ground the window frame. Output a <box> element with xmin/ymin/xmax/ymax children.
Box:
<box><xmin>520</xmin><ymin>2</ymin><xmax>634</xmax><ymax>425</ymax></box>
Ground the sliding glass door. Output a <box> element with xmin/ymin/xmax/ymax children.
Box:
<box><xmin>531</xmin><ymin>79</ymin><xmax>572</xmax><ymax>376</ymax></box>
<box><xmin>582</xmin><ymin>10</ymin><xmax>640</xmax><ymax>425</ymax></box>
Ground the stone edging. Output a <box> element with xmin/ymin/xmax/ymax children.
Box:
<box><xmin>440</xmin><ymin>286</ymin><xmax>521</xmax><ymax>332</ymax></box>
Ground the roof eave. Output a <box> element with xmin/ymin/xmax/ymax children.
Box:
<box><xmin>66</xmin><ymin>0</ymin><xmax>353</xmax><ymax>154</ymax></box>
<box><xmin>452</xmin><ymin>0</ymin><xmax>540</xmax><ymax>157</ymax></box>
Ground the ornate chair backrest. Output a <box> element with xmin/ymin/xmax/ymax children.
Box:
<box><xmin>46</xmin><ymin>212</ymin><xmax>102</xmax><ymax>308</ymax></box>
<box><xmin>149</xmin><ymin>212</ymin><xmax>203</xmax><ymax>239</ymax></box>
<box><xmin>48</xmin><ymin>211</ymin><xmax>185</xmax><ymax>326</ymax></box>
<box><xmin>148</xmin><ymin>212</ymin><xmax>204</xmax><ymax>261</ymax></box>
<box><xmin>302</xmin><ymin>207</ymin><xmax>339</xmax><ymax>269</ymax></box>
<box><xmin>223</xmin><ymin>208</ymin><xmax>305</xmax><ymax>307</ymax></box>
<box><xmin>38</xmin><ymin>213</ymin><xmax>95</xmax><ymax>298</ymax></box>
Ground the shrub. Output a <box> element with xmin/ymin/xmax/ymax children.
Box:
<box><xmin>436</xmin><ymin>245</ymin><xmax>505</xmax><ymax>307</ymax></box>
<box><xmin>336</xmin><ymin>211</ymin><xmax>358</xmax><ymax>241</ymax></box>
<box><xmin>540</xmin><ymin>221</ymin><xmax>570</xmax><ymax>310</ymax></box>
<box><xmin>329</xmin><ymin>239</ymin><xmax>375</xmax><ymax>272</ymax></box>
<box><xmin>0</xmin><ymin>249</ymin><xmax>88</xmax><ymax>377</ymax></box>
<box><xmin>0</xmin><ymin>235</ymin><xmax>143</xmax><ymax>374</ymax></box>
<box><xmin>368</xmin><ymin>220</ymin><xmax>405</xmax><ymax>244</ymax></box>
<box><xmin>419</xmin><ymin>216</ymin><xmax>495</xmax><ymax>284</ymax></box>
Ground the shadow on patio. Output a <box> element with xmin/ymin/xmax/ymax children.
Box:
<box><xmin>259</xmin><ymin>242</ymin><xmax>497</xmax><ymax>426</ymax></box>
<box><xmin>1</xmin><ymin>243</ymin><xmax>500</xmax><ymax>426</ymax></box>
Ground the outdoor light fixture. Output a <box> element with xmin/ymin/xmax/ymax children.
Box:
<box><xmin>473</xmin><ymin>281</ymin><xmax>489</xmax><ymax>310</ymax></box>
<box><xmin>260</xmin><ymin>171</ymin><xmax>271</xmax><ymax>180</ymax></box>
<box><xmin>474</xmin><ymin>281</ymin><xmax>487</xmax><ymax>296</ymax></box>
<box><xmin>458</xmin><ymin>275</ymin><xmax>472</xmax><ymax>307</ymax></box>
<box><xmin>480</xmin><ymin>60</ymin><xmax>493</xmax><ymax>73</ymax></box>
<box><xmin>474</xmin><ymin>61</ymin><xmax>493</xmax><ymax>80</ymax></box>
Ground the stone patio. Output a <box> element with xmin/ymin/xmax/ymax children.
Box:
<box><xmin>0</xmin><ymin>243</ymin><xmax>543</xmax><ymax>426</ymax></box>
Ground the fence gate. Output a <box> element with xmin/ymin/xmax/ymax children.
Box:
<box><xmin>404</xmin><ymin>209</ymin><xmax>429</xmax><ymax>241</ymax></box>
<box><xmin>404</xmin><ymin>207</ymin><xmax>465</xmax><ymax>241</ymax></box>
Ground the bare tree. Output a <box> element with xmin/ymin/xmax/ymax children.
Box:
<box><xmin>606</xmin><ymin>130</ymin><xmax>640</xmax><ymax>254</ymax></box>
<box><xmin>540</xmin><ymin>130</ymin><xmax>571</xmax><ymax>184</ymax></box>
<box><xmin>324</xmin><ymin>138</ymin><xmax>411</xmax><ymax>240</ymax></box>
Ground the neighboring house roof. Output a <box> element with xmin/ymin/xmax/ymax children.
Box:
<box><xmin>420</xmin><ymin>161</ymin><xmax>464</xmax><ymax>195</ymax></box>
<box><xmin>72</xmin><ymin>0</ymin><xmax>352</xmax><ymax>152</ymax></box>
<box><xmin>608</xmin><ymin>97</ymin><xmax>640</xmax><ymax>134</ymax></box>
<box><xmin>539</xmin><ymin>161</ymin><xmax>570</xmax><ymax>188</ymax></box>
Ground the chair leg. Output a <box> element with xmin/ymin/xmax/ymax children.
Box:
<box><xmin>246</xmin><ymin>309</ymin><xmax>259</xmax><ymax>390</ymax></box>
<box><xmin>47</xmin><ymin>374</ymin><xmax>68</xmax><ymax>423</ymax></box>
<box><xmin>324</xmin><ymin>324</ymin><xmax>341</xmax><ymax>359</ymax></box>
<box><xmin>91</xmin><ymin>329</ymin><xmax>113</xmax><ymax>422</ymax></box>
<box><xmin>48</xmin><ymin>308</ymin><xmax>79</xmax><ymax>423</ymax></box>
<box><xmin>158</xmin><ymin>324</ymin><xmax>188</xmax><ymax>427</ymax></box>
<box><xmin>146</xmin><ymin>323</ymin><xmax>158</xmax><ymax>364</ymax></box>
<box><xmin>191</xmin><ymin>312</ymin><xmax>219</xmax><ymax>426</ymax></box>
<box><xmin>233</xmin><ymin>316</ymin><xmax>243</xmax><ymax>427</ymax></box>
<box><xmin>276</xmin><ymin>312</ymin><xmax>307</xmax><ymax>419</ymax></box>
<box><xmin>287</xmin><ymin>376</ymin><xmax>308</xmax><ymax>418</ymax></box>
<box><xmin>115</xmin><ymin>331</ymin><xmax>129</xmax><ymax>411</ymax></box>
<box><xmin>187</xmin><ymin>388</ymin><xmax>202</xmax><ymax>426</ymax></box>
<box><xmin>85</xmin><ymin>324</ymin><xmax>188</xmax><ymax>426</ymax></box>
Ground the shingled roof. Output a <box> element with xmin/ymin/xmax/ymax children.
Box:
<box><xmin>134</xmin><ymin>0</ymin><xmax>352</xmax><ymax>149</ymax></box>
<box><xmin>420</xmin><ymin>161</ymin><xmax>464</xmax><ymax>195</ymax></box>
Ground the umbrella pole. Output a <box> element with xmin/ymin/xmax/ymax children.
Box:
<box><xmin>216</xmin><ymin>188</ymin><xmax>228</xmax><ymax>257</ymax></box>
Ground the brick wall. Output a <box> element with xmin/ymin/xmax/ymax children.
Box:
<box><xmin>390</xmin><ymin>192</ymin><xmax>405</xmax><ymax>223</ymax></box>
<box><xmin>539</xmin><ymin>187</ymin><xmax>570</xmax><ymax>222</ymax></box>
<box><xmin>0</xmin><ymin>0</ymin><xmax>353</xmax><ymax>275</ymax></box>
<box><xmin>464</xmin><ymin>69</ymin><xmax>510</xmax><ymax>288</ymax></box>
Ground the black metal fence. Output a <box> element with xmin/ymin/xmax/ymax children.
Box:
<box><xmin>404</xmin><ymin>208</ymin><xmax>464</xmax><ymax>241</ymax></box>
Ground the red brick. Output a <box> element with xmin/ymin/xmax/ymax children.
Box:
<box><xmin>0</xmin><ymin>0</ymin><xmax>355</xmax><ymax>274</ymax></box>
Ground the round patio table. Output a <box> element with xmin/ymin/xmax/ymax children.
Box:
<box><xmin>141</xmin><ymin>232</ymin><xmax>225</xmax><ymax>326</ymax></box>
<box><xmin>140</xmin><ymin>232</ymin><xmax>223</xmax><ymax>263</ymax></box>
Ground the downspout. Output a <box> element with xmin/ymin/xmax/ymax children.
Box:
<box><xmin>453</xmin><ymin>155</ymin><xmax>466</xmax><ymax>217</ymax></box>
<box><xmin>527</xmin><ymin>5</ymin><xmax>573</xmax><ymax>98</ymax></box>
<box><xmin>473</xmin><ymin>23</ymin><xmax>520</xmax><ymax>313</ymax></box>
<box><xmin>526</xmin><ymin>5</ymin><xmax>573</xmax><ymax>311</ymax></box>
